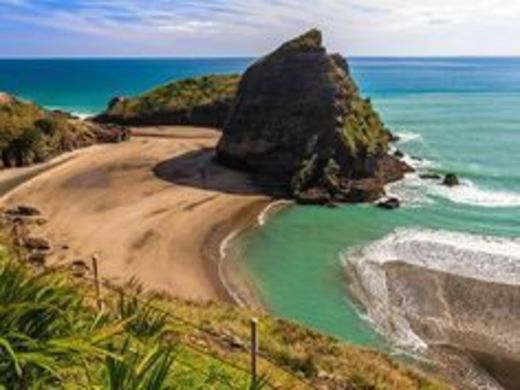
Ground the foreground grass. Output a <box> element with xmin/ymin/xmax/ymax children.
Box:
<box><xmin>0</xmin><ymin>245</ymin><xmax>452</xmax><ymax>389</ymax></box>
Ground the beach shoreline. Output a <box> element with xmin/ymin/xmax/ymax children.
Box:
<box><xmin>212</xmin><ymin>199</ymin><xmax>294</xmax><ymax>310</ymax></box>
<box><xmin>0</xmin><ymin>126</ymin><xmax>273</xmax><ymax>308</ymax></box>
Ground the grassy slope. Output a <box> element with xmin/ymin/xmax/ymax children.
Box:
<box><xmin>0</xmin><ymin>236</ymin><xmax>452</xmax><ymax>389</ymax></box>
<box><xmin>103</xmin><ymin>75</ymin><xmax>240</xmax><ymax>120</ymax></box>
<box><xmin>0</xmin><ymin>95</ymin><xmax>111</xmax><ymax>167</ymax></box>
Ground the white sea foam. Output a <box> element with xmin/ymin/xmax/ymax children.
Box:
<box><xmin>396</xmin><ymin>131</ymin><xmax>423</xmax><ymax>144</ymax></box>
<box><xmin>429</xmin><ymin>179</ymin><xmax>520</xmax><ymax>208</ymax></box>
<box><xmin>257</xmin><ymin>200</ymin><xmax>292</xmax><ymax>226</ymax></box>
<box><xmin>71</xmin><ymin>111</ymin><xmax>92</xmax><ymax>120</ymax></box>
<box><xmin>218</xmin><ymin>229</ymin><xmax>247</xmax><ymax>307</ymax></box>
<box><xmin>341</xmin><ymin>228</ymin><xmax>520</xmax><ymax>351</ymax></box>
<box><xmin>345</xmin><ymin>228</ymin><xmax>520</xmax><ymax>286</ymax></box>
<box><xmin>46</xmin><ymin>105</ymin><xmax>93</xmax><ymax>120</ymax></box>
<box><xmin>388</xmin><ymin>165</ymin><xmax>520</xmax><ymax>208</ymax></box>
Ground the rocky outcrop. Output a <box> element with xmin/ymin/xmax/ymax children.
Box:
<box><xmin>94</xmin><ymin>75</ymin><xmax>240</xmax><ymax>128</ymax></box>
<box><xmin>216</xmin><ymin>30</ymin><xmax>412</xmax><ymax>204</ymax></box>
<box><xmin>0</xmin><ymin>93</ymin><xmax>129</xmax><ymax>167</ymax></box>
<box><xmin>376</xmin><ymin>197</ymin><xmax>400</xmax><ymax>210</ymax></box>
<box><xmin>443</xmin><ymin>173</ymin><xmax>460</xmax><ymax>187</ymax></box>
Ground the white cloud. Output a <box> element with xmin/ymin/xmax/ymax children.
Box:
<box><xmin>1</xmin><ymin>0</ymin><xmax>520</xmax><ymax>56</ymax></box>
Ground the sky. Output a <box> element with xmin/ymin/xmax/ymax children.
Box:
<box><xmin>1</xmin><ymin>0</ymin><xmax>520</xmax><ymax>57</ymax></box>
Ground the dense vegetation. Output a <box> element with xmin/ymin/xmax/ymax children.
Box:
<box><xmin>0</xmin><ymin>94</ymin><xmax>127</xmax><ymax>168</ymax></box>
<box><xmin>95</xmin><ymin>75</ymin><xmax>240</xmax><ymax>127</ymax></box>
<box><xmin>0</xmin><ymin>233</ymin><xmax>451</xmax><ymax>389</ymax></box>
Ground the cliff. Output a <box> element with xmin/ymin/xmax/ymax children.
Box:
<box><xmin>217</xmin><ymin>30</ymin><xmax>411</xmax><ymax>204</ymax></box>
<box><xmin>94</xmin><ymin>74</ymin><xmax>240</xmax><ymax>128</ymax></box>
<box><xmin>0</xmin><ymin>93</ymin><xmax>128</xmax><ymax>167</ymax></box>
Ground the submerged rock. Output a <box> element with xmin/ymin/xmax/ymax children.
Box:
<box><xmin>443</xmin><ymin>173</ymin><xmax>460</xmax><ymax>187</ymax></box>
<box><xmin>217</xmin><ymin>29</ymin><xmax>411</xmax><ymax>204</ymax></box>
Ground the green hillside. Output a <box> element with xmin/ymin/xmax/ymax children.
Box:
<box><xmin>0</xmin><ymin>93</ymin><xmax>127</xmax><ymax>168</ymax></box>
<box><xmin>95</xmin><ymin>75</ymin><xmax>240</xmax><ymax>127</ymax></box>
<box><xmin>0</xmin><ymin>233</ymin><xmax>452</xmax><ymax>389</ymax></box>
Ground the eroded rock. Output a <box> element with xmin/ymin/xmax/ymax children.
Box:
<box><xmin>217</xmin><ymin>29</ymin><xmax>412</xmax><ymax>205</ymax></box>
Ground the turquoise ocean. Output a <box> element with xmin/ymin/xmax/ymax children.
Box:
<box><xmin>1</xmin><ymin>58</ymin><xmax>519</xmax><ymax>348</ymax></box>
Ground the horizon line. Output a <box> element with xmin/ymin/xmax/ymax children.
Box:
<box><xmin>2</xmin><ymin>55</ymin><xmax>520</xmax><ymax>60</ymax></box>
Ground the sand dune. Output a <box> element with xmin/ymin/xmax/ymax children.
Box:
<box><xmin>1</xmin><ymin>126</ymin><xmax>271</xmax><ymax>303</ymax></box>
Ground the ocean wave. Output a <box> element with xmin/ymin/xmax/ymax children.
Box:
<box><xmin>429</xmin><ymin>179</ymin><xmax>520</xmax><ymax>208</ymax></box>
<box><xmin>396</xmin><ymin>131</ymin><xmax>423</xmax><ymax>144</ymax></box>
<box><xmin>343</xmin><ymin>228</ymin><xmax>520</xmax><ymax>288</ymax></box>
<box><xmin>46</xmin><ymin>105</ymin><xmax>94</xmax><ymax>120</ymax></box>
<box><xmin>71</xmin><ymin>111</ymin><xmax>92</xmax><ymax>120</ymax></box>
<box><xmin>388</xmin><ymin>167</ymin><xmax>520</xmax><ymax>208</ymax></box>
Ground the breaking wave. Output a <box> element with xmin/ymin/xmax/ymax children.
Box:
<box><xmin>343</xmin><ymin>229</ymin><xmax>520</xmax><ymax>286</ymax></box>
<box><xmin>429</xmin><ymin>179</ymin><xmax>520</xmax><ymax>208</ymax></box>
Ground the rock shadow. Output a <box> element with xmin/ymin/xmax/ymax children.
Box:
<box><xmin>153</xmin><ymin>148</ymin><xmax>286</xmax><ymax>197</ymax></box>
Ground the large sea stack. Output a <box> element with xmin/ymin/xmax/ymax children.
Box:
<box><xmin>217</xmin><ymin>29</ymin><xmax>411</xmax><ymax>204</ymax></box>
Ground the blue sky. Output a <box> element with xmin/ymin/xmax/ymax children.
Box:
<box><xmin>1</xmin><ymin>0</ymin><xmax>519</xmax><ymax>57</ymax></box>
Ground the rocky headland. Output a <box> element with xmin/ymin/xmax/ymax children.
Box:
<box><xmin>217</xmin><ymin>29</ymin><xmax>412</xmax><ymax>205</ymax></box>
<box><xmin>94</xmin><ymin>74</ymin><xmax>240</xmax><ymax>128</ymax></box>
<box><xmin>0</xmin><ymin>92</ymin><xmax>128</xmax><ymax>167</ymax></box>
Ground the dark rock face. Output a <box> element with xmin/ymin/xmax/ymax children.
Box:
<box><xmin>376</xmin><ymin>197</ymin><xmax>401</xmax><ymax>210</ymax></box>
<box><xmin>443</xmin><ymin>173</ymin><xmax>460</xmax><ymax>187</ymax></box>
<box><xmin>393</xmin><ymin>150</ymin><xmax>404</xmax><ymax>159</ymax></box>
<box><xmin>217</xmin><ymin>30</ymin><xmax>412</xmax><ymax>204</ymax></box>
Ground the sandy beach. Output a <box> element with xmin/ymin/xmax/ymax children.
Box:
<box><xmin>0</xmin><ymin>126</ymin><xmax>271</xmax><ymax>303</ymax></box>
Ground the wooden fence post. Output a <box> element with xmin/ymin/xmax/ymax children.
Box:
<box><xmin>250</xmin><ymin>318</ymin><xmax>258</xmax><ymax>388</ymax></box>
<box><xmin>92</xmin><ymin>254</ymin><xmax>102</xmax><ymax>311</ymax></box>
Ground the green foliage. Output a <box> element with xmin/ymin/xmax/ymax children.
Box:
<box><xmin>0</xmin><ymin>98</ymin><xmax>94</xmax><ymax>167</ymax></box>
<box><xmin>0</xmin><ymin>255</ymin><xmax>119</xmax><ymax>388</ymax></box>
<box><xmin>0</xmin><ymin>253</ymin><xmax>255</xmax><ymax>388</ymax></box>
<box><xmin>0</xmin><ymin>241</ymin><xmax>451</xmax><ymax>389</ymax></box>
<box><xmin>118</xmin><ymin>288</ymin><xmax>168</xmax><ymax>339</ymax></box>
<box><xmin>104</xmin><ymin>339</ymin><xmax>176</xmax><ymax>390</ymax></box>
<box><xmin>107</xmin><ymin>74</ymin><xmax>240</xmax><ymax>119</ymax></box>
<box><xmin>341</xmin><ymin>96</ymin><xmax>389</xmax><ymax>157</ymax></box>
